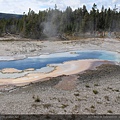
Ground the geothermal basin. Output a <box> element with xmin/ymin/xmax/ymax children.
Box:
<box><xmin>0</xmin><ymin>50</ymin><xmax>120</xmax><ymax>86</ymax></box>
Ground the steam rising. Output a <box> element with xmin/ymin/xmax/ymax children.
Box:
<box><xmin>42</xmin><ymin>9</ymin><xmax>61</xmax><ymax>37</ymax></box>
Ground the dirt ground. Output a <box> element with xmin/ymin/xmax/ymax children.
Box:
<box><xmin>0</xmin><ymin>37</ymin><xmax>120</xmax><ymax>114</ymax></box>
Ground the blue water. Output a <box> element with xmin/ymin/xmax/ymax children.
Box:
<box><xmin>0</xmin><ymin>50</ymin><xmax>119</xmax><ymax>70</ymax></box>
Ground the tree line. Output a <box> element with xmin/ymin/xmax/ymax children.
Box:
<box><xmin>0</xmin><ymin>3</ymin><xmax>120</xmax><ymax>39</ymax></box>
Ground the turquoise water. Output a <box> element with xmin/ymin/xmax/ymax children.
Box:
<box><xmin>0</xmin><ymin>50</ymin><xmax>119</xmax><ymax>70</ymax></box>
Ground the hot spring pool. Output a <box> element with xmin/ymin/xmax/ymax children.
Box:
<box><xmin>0</xmin><ymin>50</ymin><xmax>120</xmax><ymax>70</ymax></box>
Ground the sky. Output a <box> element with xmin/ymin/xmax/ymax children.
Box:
<box><xmin>0</xmin><ymin>0</ymin><xmax>120</xmax><ymax>14</ymax></box>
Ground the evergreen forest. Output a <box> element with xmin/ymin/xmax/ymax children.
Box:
<box><xmin>0</xmin><ymin>3</ymin><xmax>120</xmax><ymax>39</ymax></box>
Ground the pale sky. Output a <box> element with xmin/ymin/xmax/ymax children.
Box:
<box><xmin>0</xmin><ymin>0</ymin><xmax>120</xmax><ymax>14</ymax></box>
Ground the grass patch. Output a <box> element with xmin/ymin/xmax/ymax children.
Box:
<box><xmin>90</xmin><ymin>105</ymin><xmax>95</xmax><ymax>109</ymax></box>
<box><xmin>94</xmin><ymin>84</ymin><xmax>99</xmax><ymax>86</ymax></box>
<box><xmin>77</xmin><ymin>98</ymin><xmax>82</xmax><ymax>101</ymax></box>
<box><xmin>111</xmin><ymin>89</ymin><xmax>119</xmax><ymax>92</ymax></box>
<box><xmin>85</xmin><ymin>84</ymin><xmax>90</xmax><ymax>88</ymax></box>
<box><xmin>97</xmin><ymin>101</ymin><xmax>102</xmax><ymax>104</ymax></box>
<box><xmin>107</xmin><ymin>110</ymin><xmax>113</xmax><ymax>113</ymax></box>
<box><xmin>61</xmin><ymin>104</ymin><xmax>69</xmax><ymax>109</ymax></box>
<box><xmin>93</xmin><ymin>90</ymin><xmax>98</xmax><ymax>94</ymax></box>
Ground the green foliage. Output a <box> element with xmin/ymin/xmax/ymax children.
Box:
<box><xmin>90</xmin><ymin>105</ymin><xmax>95</xmax><ymax>109</ymax></box>
<box><xmin>0</xmin><ymin>4</ymin><xmax>120</xmax><ymax>39</ymax></box>
<box><xmin>107</xmin><ymin>110</ymin><xmax>113</xmax><ymax>113</ymax></box>
<box><xmin>94</xmin><ymin>84</ymin><xmax>99</xmax><ymax>86</ymax></box>
<box><xmin>93</xmin><ymin>90</ymin><xmax>99</xmax><ymax>94</ymax></box>
<box><xmin>61</xmin><ymin>104</ymin><xmax>69</xmax><ymax>109</ymax></box>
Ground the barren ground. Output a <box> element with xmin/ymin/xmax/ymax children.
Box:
<box><xmin>0</xmin><ymin>37</ymin><xmax>120</xmax><ymax>114</ymax></box>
